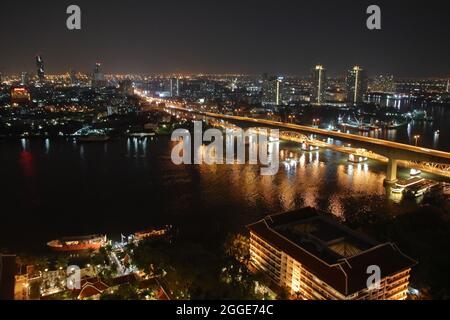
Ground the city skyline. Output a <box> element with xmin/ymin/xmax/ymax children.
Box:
<box><xmin>0</xmin><ymin>0</ymin><xmax>449</xmax><ymax>304</ymax></box>
<box><xmin>0</xmin><ymin>0</ymin><xmax>449</xmax><ymax>77</ymax></box>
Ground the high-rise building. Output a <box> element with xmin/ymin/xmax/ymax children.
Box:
<box><xmin>262</xmin><ymin>75</ymin><xmax>283</xmax><ymax>106</ymax></box>
<box><xmin>247</xmin><ymin>208</ymin><xmax>416</xmax><ymax>300</ymax></box>
<box><xmin>36</xmin><ymin>55</ymin><xmax>45</xmax><ymax>82</ymax></box>
<box><xmin>346</xmin><ymin>66</ymin><xmax>367</xmax><ymax>105</ymax></box>
<box><xmin>70</xmin><ymin>69</ymin><xmax>78</xmax><ymax>86</ymax></box>
<box><xmin>91</xmin><ymin>63</ymin><xmax>106</xmax><ymax>88</ymax></box>
<box><xmin>169</xmin><ymin>78</ymin><xmax>180</xmax><ymax>97</ymax></box>
<box><xmin>370</xmin><ymin>75</ymin><xmax>395</xmax><ymax>93</ymax></box>
<box><xmin>21</xmin><ymin>72</ymin><xmax>30</xmax><ymax>86</ymax></box>
<box><xmin>311</xmin><ymin>65</ymin><xmax>326</xmax><ymax>105</ymax></box>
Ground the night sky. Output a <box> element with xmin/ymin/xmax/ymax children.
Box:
<box><xmin>0</xmin><ymin>0</ymin><xmax>449</xmax><ymax>77</ymax></box>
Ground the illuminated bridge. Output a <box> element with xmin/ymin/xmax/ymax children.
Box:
<box><xmin>139</xmin><ymin>94</ymin><xmax>450</xmax><ymax>182</ymax></box>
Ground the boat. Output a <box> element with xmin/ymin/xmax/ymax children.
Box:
<box><xmin>386</xmin><ymin>121</ymin><xmax>407</xmax><ymax>129</ymax></box>
<box><xmin>404</xmin><ymin>179</ymin><xmax>439</xmax><ymax>198</ymax></box>
<box><xmin>410</xmin><ymin>168</ymin><xmax>422</xmax><ymax>177</ymax></box>
<box><xmin>47</xmin><ymin>234</ymin><xmax>107</xmax><ymax>252</ymax></box>
<box><xmin>395</xmin><ymin>177</ymin><xmax>424</xmax><ymax>188</ymax></box>
<box><xmin>391</xmin><ymin>186</ymin><xmax>405</xmax><ymax>194</ymax></box>
<box><xmin>76</xmin><ymin>135</ymin><xmax>110</xmax><ymax>142</ymax></box>
<box><xmin>131</xmin><ymin>226</ymin><xmax>172</xmax><ymax>243</ymax></box>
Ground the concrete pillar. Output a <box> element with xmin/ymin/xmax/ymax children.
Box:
<box><xmin>385</xmin><ymin>158</ymin><xmax>398</xmax><ymax>184</ymax></box>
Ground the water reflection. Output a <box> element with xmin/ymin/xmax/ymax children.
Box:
<box><xmin>1</xmin><ymin>137</ymin><xmax>448</xmax><ymax>251</ymax></box>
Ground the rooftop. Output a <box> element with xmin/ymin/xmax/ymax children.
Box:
<box><xmin>247</xmin><ymin>207</ymin><xmax>417</xmax><ymax>296</ymax></box>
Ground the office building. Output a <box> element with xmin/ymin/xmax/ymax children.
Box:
<box><xmin>169</xmin><ymin>78</ymin><xmax>180</xmax><ymax>97</ymax></box>
<box><xmin>247</xmin><ymin>208</ymin><xmax>416</xmax><ymax>300</ymax></box>
<box><xmin>91</xmin><ymin>62</ymin><xmax>107</xmax><ymax>88</ymax></box>
<box><xmin>311</xmin><ymin>65</ymin><xmax>326</xmax><ymax>105</ymax></box>
<box><xmin>346</xmin><ymin>66</ymin><xmax>367</xmax><ymax>105</ymax></box>
<box><xmin>262</xmin><ymin>74</ymin><xmax>283</xmax><ymax>106</ymax></box>
<box><xmin>21</xmin><ymin>72</ymin><xmax>30</xmax><ymax>86</ymax></box>
<box><xmin>36</xmin><ymin>55</ymin><xmax>45</xmax><ymax>82</ymax></box>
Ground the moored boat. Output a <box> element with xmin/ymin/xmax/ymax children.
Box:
<box><xmin>47</xmin><ymin>234</ymin><xmax>107</xmax><ymax>252</ymax></box>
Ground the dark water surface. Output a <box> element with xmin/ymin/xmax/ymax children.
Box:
<box><xmin>0</xmin><ymin>136</ymin><xmax>448</xmax><ymax>253</ymax></box>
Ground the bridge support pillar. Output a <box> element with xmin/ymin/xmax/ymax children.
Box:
<box><xmin>385</xmin><ymin>158</ymin><xmax>398</xmax><ymax>185</ymax></box>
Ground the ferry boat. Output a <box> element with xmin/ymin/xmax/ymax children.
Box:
<box><xmin>386</xmin><ymin>121</ymin><xmax>407</xmax><ymax>129</ymax></box>
<box><xmin>404</xmin><ymin>179</ymin><xmax>440</xmax><ymax>198</ymax></box>
<box><xmin>47</xmin><ymin>234</ymin><xmax>107</xmax><ymax>252</ymax></box>
<box><xmin>391</xmin><ymin>186</ymin><xmax>405</xmax><ymax>194</ymax></box>
<box><xmin>391</xmin><ymin>177</ymin><xmax>426</xmax><ymax>195</ymax></box>
<box><xmin>131</xmin><ymin>226</ymin><xmax>172</xmax><ymax>243</ymax></box>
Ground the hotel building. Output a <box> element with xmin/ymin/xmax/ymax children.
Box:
<box><xmin>247</xmin><ymin>208</ymin><xmax>417</xmax><ymax>300</ymax></box>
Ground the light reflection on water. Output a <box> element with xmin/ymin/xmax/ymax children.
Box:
<box><xmin>0</xmin><ymin>137</ymin><xmax>448</xmax><ymax>251</ymax></box>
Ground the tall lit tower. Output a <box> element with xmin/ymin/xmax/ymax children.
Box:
<box><xmin>91</xmin><ymin>62</ymin><xmax>105</xmax><ymax>88</ymax></box>
<box><xmin>36</xmin><ymin>55</ymin><xmax>45</xmax><ymax>82</ymax></box>
<box><xmin>275</xmin><ymin>76</ymin><xmax>283</xmax><ymax>106</ymax></box>
<box><xmin>311</xmin><ymin>65</ymin><xmax>326</xmax><ymax>105</ymax></box>
<box><xmin>262</xmin><ymin>74</ymin><xmax>283</xmax><ymax>106</ymax></box>
<box><xmin>346</xmin><ymin>66</ymin><xmax>367</xmax><ymax>105</ymax></box>
<box><xmin>169</xmin><ymin>78</ymin><xmax>180</xmax><ymax>97</ymax></box>
<box><xmin>21</xmin><ymin>72</ymin><xmax>30</xmax><ymax>86</ymax></box>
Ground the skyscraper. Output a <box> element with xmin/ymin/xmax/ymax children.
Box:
<box><xmin>262</xmin><ymin>75</ymin><xmax>283</xmax><ymax>106</ymax></box>
<box><xmin>311</xmin><ymin>65</ymin><xmax>326</xmax><ymax>105</ymax></box>
<box><xmin>21</xmin><ymin>72</ymin><xmax>30</xmax><ymax>86</ymax></box>
<box><xmin>36</xmin><ymin>55</ymin><xmax>45</xmax><ymax>82</ymax></box>
<box><xmin>346</xmin><ymin>66</ymin><xmax>367</xmax><ymax>105</ymax></box>
<box><xmin>169</xmin><ymin>78</ymin><xmax>180</xmax><ymax>97</ymax></box>
<box><xmin>91</xmin><ymin>63</ymin><xmax>106</xmax><ymax>88</ymax></box>
<box><xmin>70</xmin><ymin>69</ymin><xmax>78</xmax><ymax>86</ymax></box>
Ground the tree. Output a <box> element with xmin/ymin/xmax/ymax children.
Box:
<box><xmin>55</xmin><ymin>256</ymin><xmax>69</xmax><ymax>270</ymax></box>
<box><xmin>224</xmin><ymin>234</ymin><xmax>250</xmax><ymax>264</ymax></box>
<box><xmin>100</xmin><ymin>284</ymin><xmax>140</xmax><ymax>300</ymax></box>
